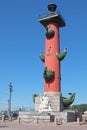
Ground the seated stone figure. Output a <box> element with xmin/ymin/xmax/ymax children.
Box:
<box><xmin>39</xmin><ymin>94</ymin><xmax>52</xmax><ymax>113</ymax></box>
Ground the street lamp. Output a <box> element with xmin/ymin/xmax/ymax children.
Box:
<box><xmin>8</xmin><ymin>82</ymin><xmax>13</xmax><ymax>116</ymax></box>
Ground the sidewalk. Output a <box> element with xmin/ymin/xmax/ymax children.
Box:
<box><xmin>0</xmin><ymin>122</ymin><xmax>87</xmax><ymax>130</ymax></box>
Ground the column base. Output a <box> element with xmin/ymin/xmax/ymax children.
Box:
<box><xmin>35</xmin><ymin>92</ymin><xmax>64</xmax><ymax>112</ymax></box>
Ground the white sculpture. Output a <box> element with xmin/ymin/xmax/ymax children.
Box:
<box><xmin>39</xmin><ymin>94</ymin><xmax>52</xmax><ymax>113</ymax></box>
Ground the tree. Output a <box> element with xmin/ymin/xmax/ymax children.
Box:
<box><xmin>71</xmin><ymin>104</ymin><xmax>87</xmax><ymax>113</ymax></box>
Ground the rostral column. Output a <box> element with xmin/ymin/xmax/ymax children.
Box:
<box><xmin>39</xmin><ymin>4</ymin><xmax>67</xmax><ymax>111</ymax></box>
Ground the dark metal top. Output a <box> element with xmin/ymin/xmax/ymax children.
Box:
<box><xmin>39</xmin><ymin>4</ymin><xmax>65</xmax><ymax>28</ymax></box>
<box><xmin>48</xmin><ymin>4</ymin><xmax>57</xmax><ymax>12</ymax></box>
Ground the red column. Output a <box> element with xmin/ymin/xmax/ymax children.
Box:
<box><xmin>44</xmin><ymin>22</ymin><xmax>61</xmax><ymax>93</ymax></box>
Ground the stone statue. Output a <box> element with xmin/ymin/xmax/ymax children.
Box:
<box><xmin>39</xmin><ymin>94</ymin><xmax>52</xmax><ymax>113</ymax></box>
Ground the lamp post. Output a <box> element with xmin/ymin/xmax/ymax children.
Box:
<box><xmin>8</xmin><ymin>82</ymin><xmax>13</xmax><ymax>116</ymax></box>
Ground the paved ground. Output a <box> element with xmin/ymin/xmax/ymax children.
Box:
<box><xmin>0</xmin><ymin>123</ymin><xmax>87</xmax><ymax>130</ymax></box>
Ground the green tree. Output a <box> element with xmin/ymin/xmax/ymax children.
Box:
<box><xmin>71</xmin><ymin>104</ymin><xmax>87</xmax><ymax>113</ymax></box>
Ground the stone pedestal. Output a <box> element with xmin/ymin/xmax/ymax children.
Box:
<box><xmin>19</xmin><ymin>110</ymin><xmax>76</xmax><ymax>124</ymax></box>
<box><xmin>19</xmin><ymin>111</ymin><xmax>51</xmax><ymax>123</ymax></box>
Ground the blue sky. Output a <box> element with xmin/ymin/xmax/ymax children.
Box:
<box><xmin>0</xmin><ymin>0</ymin><xmax>87</xmax><ymax>110</ymax></box>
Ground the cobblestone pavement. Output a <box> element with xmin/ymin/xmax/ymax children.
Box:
<box><xmin>0</xmin><ymin>123</ymin><xmax>87</xmax><ymax>130</ymax></box>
